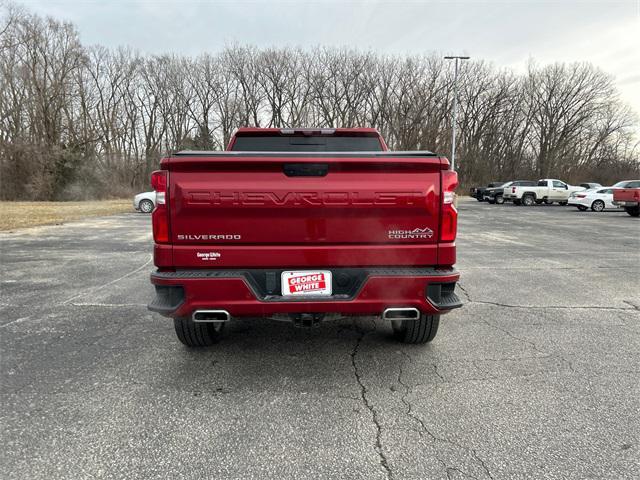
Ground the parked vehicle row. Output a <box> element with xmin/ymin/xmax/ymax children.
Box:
<box><xmin>505</xmin><ymin>179</ymin><xmax>593</xmax><ymax>206</ymax></box>
<box><xmin>471</xmin><ymin>179</ymin><xmax>640</xmax><ymax>216</ymax></box>
<box><xmin>484</xmin><ymin>181</ymin><xmax>535</xmax><ymax>204</ymax></box>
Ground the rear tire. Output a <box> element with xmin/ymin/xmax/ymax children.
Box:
<box><xmin>624</xmin><ymin>206</ymin><xmax>640</xmax><ymax>217</ymax></box>
<box><xmin>591</xmin><ymin>200</ymin><xmax>605</xmax><ymax>212</ymax></box>
<box><xmin>495</xmin><ymin>195</ymin><xmax>504</xmax><ymax>205</ymax></box>
<box><xmin>174</xmin><ymin>317</ymin><xmax>224</xmax><ymax>347</ymax></box>
<box><xmin>392</xmin><ymin>314</ymin><xmax>440</xmax><ymax>344</ymax></box>
<box><xmin>522</xmin><ymin>194</ymin><xmax>535</xmax><ymax>206</ymax></box>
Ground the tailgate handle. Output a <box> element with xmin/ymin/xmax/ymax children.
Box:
<box><xmin>283</xmin><ymin>163</ymin><xmax>329</xmax><ymax>177</ymax></box>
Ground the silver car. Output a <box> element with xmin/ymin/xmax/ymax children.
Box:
<box><xmin>133</xmin><ymin>191</ymin><xmax>156</xmax><ymax>213</ymax></box>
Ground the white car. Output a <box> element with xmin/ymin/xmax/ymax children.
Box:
<box><xmin>568</xmin><ymin>187</ymin><xmax>621</xmax><ymax>212</ymax></box>
<box><xmin>133</xmin><ymin>191</ymin><xmax>156</xmax><ymax>213</ymax></box>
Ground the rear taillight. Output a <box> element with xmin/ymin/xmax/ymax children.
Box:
<box><xmin>576</xmin><ymin>194</ymin><xmax>586</xmax><ymax>198</ymax></box>
<box><xmin>440</xmin><ymin>169</ymin><xmax>458</xmax><ymax>242</ymax></box>
<box><xmin>151</xmin><ymin>170</ymin><xmax>170</xmax><ymax>243</ymax></box>
<box><xmin>512</xmin><ymin>187</ymin><xmax>516</xmax><ymax>193</ymax></box>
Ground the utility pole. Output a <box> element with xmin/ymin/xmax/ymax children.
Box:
<box><xmin>444</xmin><ymin>56</ymin><xmax>470</xmax><ymax>171</ymax></box>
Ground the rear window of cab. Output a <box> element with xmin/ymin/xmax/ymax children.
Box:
<box><xmin>231</xmin><ymin>135</ymin><xmax>384</xmax><ymax>152</ymax></box>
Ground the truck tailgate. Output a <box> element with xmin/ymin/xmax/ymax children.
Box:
<box><xmin>613</xmin><ymin>188</ymin><xmax>640</xmax><ymax>203</ymax></box>
<box><xmin>165</xmin><ymin>152</ymin><xmax>445</xmax><ymax>267</ymax></box>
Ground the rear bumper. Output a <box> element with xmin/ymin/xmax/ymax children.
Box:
<box><xmin>148</xmin><ymin>267</ymin><xmax>462</xmax><ymax>318</ymax></box>
<box><xmin>612</xmin><ymin>200</ymin><xmax>639</xmax><ymax>207</ymax></box>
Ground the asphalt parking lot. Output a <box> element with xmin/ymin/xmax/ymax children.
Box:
<box><xmin>1</xmin><ymin>198</ymin><xmax>639</xmax><ymax>479</ymax></box>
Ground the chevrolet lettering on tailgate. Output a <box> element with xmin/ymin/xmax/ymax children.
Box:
<box><xmin>184</xmin><ymin>190</ymin><xmax>424</xmax><ymax>206</ymax></box>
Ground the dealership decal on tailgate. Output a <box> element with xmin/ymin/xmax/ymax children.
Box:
<box><xmin>281</xmin><ymin>271</ymin><xmax>332</xmax><ymax>296</ymax></box>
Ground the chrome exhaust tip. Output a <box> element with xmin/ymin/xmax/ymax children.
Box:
<box><xmin>192</xmin><ymin>310</ymin><xmax>231</xmax><ymax>323</ymax></box>
<box><xmin>382</xmin><ymin>307</ymin><xmax>420</xmax><ymax>321</ymax></box>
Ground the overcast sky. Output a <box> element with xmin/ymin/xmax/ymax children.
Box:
<box><xmin>20</xmin><ymin>0</ymin><xmax>640</xmax><ymax>110</ymax></box>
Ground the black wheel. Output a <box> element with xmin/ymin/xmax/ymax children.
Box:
<box><xmin>577</xmin><ymin>205</ymin><xmax>588</xmax><ymax>211</ymax></box>
<box><xmin>174</xmin><ymin>317</ymin><xmax>224</xmax><ymax>347</ymax></box>
<box><xmin>513</xmin><ymin>199</ymin><xmax>522</xmax><ymax>206</ymax></box>
<box><xmin>392</xmin><ymin>314</ymin><xmax>440</xmax><ymax>344</ymax></box>
<box><xmin>139</xmin><ymin>199</ymin><xmax>154</xmax><ymax>213</ymax></box>
<box><xmin>495</xmin><ymin>195</ymin><xmax>504</xmax><ymax>205</ymax></box>
<box><xmin>559</xmin><ymin>201</ymin><xmax>568</xmax><ymax>206</ymax></box>
<box><xmin>522</xmin><ymin>194</ymin><xmax>535</xmax><ymax>206</ymax></box>
<box><xmin>591</xmin><ymin>200</ymin><xmax>605</xmax><ymax>212</ymax></box>
<box><xmin>624</xmin><ymin>206</ymin><xmax>639</xmax><ymax>217</ymax></box>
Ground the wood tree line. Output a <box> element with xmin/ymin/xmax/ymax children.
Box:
<box><xmin>1</xmin><ymin>5</ymin><xmax>638</xmax><ymax>200</ymax></box>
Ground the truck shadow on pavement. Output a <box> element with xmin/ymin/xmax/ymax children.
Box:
<box><xmin>149</xmin><ymin>316</ymin><xmax>435</xmax><ymax>398</ymax></box>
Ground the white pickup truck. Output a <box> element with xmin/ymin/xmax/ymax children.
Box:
<box><xmin>503</xmin><ymin>179</ymin><xmax>586</xmax><ymax>206</ymax></box>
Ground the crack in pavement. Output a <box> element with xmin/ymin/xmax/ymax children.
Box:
<box><xmin>458</xmin><ymin>281</ymin><xmax>634</xmax><ymax>375</ymax></box>
<box><xmin>447</xmin><ymin>466</ymin><xmax>478</xmax><ymax>479</ymax></box>
<box><xmin>623</xmin><ymin>300</ymin><xmax>640</xmax><ymax>311</ymax></box>
<box><xmin>456</xmin><ymin>282</ymin><xmax>637</xmax><ymax>312</ymax></box>
<box><xmin>60</xmin><ymin>255</ymin><xmax>152</xmax><ymax>304</ymax></box>
<box><xmin>432</xmin><ymin>363</ymin><xmax>445</xmax><ymax>381</ymax></box>
<box><xmin>472</xmin><ymin>301</ymin><xmax>636</xmax><ymax>312</ymax></box>
<box><xmin>397</xmin><ymin>350</ymin><xmax>494</xmax><ymax>480</ymax></box>
<box><xmin>0</xmin><ymin>316</ymin><xmax>32</xmax><ymax>329</ymax></box>
<box><xmin>457</xmin><ymin>283</ymin><xmax>472</xmax><ymax>303</ymax></box>
<box><xmin>397</xmin><ymin>350</ymin><xmax>448</xmax><ymax>472</ymax></box>
<box><xmin>479</xmin><ymin>318</ymin><xmax>576</xmax><ymax>374</ymax></box>
<box><xmin>0</xmin><ymin>303</ymin><xmax>148</xmax><ymax>329</ymax></box>
<box><xmin>350</xmin><ymin>324</ymin><xmax>393</xmax><ymax>480</ymax></box>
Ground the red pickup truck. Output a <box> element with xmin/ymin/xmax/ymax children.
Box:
<box><xmin>612</xmin><ymin>180</ymin><xmax>640</xmax><ymax>217</ymax></box>
<box><xmin>148</xmin><ymin>128</ymin><xmax>461</xmax><ymax>346</ymax></box>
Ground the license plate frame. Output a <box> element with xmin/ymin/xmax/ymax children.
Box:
<box><xmin>281</xmin><ymin>270</ymin><xmax>332</xmax><ymax>297</ymax></box>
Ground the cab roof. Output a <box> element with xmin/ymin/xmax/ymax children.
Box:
<box><xmin>233</xmin><ymin>127</ymin><xmax>382</xmax><ymax>137</ymax></box>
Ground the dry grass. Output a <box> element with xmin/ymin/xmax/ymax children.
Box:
<box><xmin>0</xmin><ymin>199</ymin><xmax>133</xmax><ymax>231</ymax></box>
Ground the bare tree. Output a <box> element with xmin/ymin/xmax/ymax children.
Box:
<box><xmin>1</xmin><ymin>4</ymin><xmax>637</xmax><ymax>200</ymax></box>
